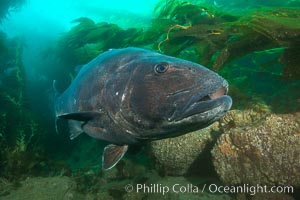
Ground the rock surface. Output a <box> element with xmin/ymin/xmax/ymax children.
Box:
<box><xmin>212</xmin><ymin>111</ymin><xmax>300</xmax><ymax>186</ymax></box>
<box><xmin>1</xmin><ymin>176</ymin><xmax>82</xmax><ymax>200</ymax></box>
<box><xmin>0</xmin><ymin>175</ymin><xmax>234</xmax><ymax>200</ymax></box>
<box><xmin>149</xmin><ymin>124</ymin><xmax>220</xmax><ymax>176</ymax></box>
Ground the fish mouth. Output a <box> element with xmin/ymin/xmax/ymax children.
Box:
<box><xmin>197</xmin><ymin>85</ymin><xmax>227</xmax><ymax>102</ymax></box>
<box><xmin>170</xmin><ymin>80</ymin><xmax>232</xmax><ymax>122</ymax></box>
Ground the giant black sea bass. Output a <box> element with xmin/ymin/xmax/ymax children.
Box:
<box><xmin>55</xmin><ymin>47</ymin><xmax>232</xmax><ymax>170</ymax></box>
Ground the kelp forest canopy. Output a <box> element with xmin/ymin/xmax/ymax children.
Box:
<box><xmin>0</xmin><ymin>0</ymin><xmax>25</xmax><ymax>22</ymax></box>
<box><xmin>55</xmin><ymin>0</ymin><xmax>300</xmax><ymax>81</ymax></box>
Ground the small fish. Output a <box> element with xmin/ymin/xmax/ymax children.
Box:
<box><xmin>55</xmin><ymin>47</ymin><xmax>232</xmax><ymax>170</ymax></box>
<box><xmin>213</xmin><ymin>1</ymin><xmax>220</xmax><ymax>7</ymax></box>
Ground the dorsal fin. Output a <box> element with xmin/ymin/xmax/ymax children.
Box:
<box><xmin>102</xmin><ymin>144</ymin><xmax>128</xmax><ymax>170</ymax></box>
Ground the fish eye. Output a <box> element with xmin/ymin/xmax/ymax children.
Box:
<box><xmin>154</xmin><ymin>63</ymin><xmax>169</xmax><ymax>74</ymax></box>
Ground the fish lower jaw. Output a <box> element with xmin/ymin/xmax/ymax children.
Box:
<box><xmin>171</xmin><ymin>104</ymin><xmax>228</xmax><ymax>125</ymax></box>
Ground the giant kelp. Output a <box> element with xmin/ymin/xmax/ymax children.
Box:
<box><xmin>53</xmin><ymin>0</ymin><xmax>300</xmax><ymax>112</ymax></box>
<box><xmin>216</xmin><ymin>8</ymin><xmax>300</xmax><ymax>79</ymax></box>
<box><xmin>54</xmin><ymin>1</ymin><xmax>231</xmax><ymax>74</ymax></box>
<box><xmin>52</xmin><ymin>18</ymin><xmax>164</xmax><ymax>90</ymax></box>
<box><xmin>56</xmin><ymin>18</ymin><xmax>145</xmax><ymax>66</ymax></box>
<box><xmin>0</xmin><ymin>0</ymin><xmax>25</xmax><ymax>22</ymax></box>
<box><xmin>153</xmin><ymin>2</ymin><xmax>300</xmax><ymax>80</ymax></box>
<box><xmin>0</xmin><ymin>36</ymin><xmax>55</xmax><ymax>181</ymax></box>
<box><xmin>55</xmin><ymin>1</ymin><xmax>300</xmax><ymax>81</ymax></box>
<box><xmin>151</xmin><ymin>1</ymin><xmax>300</xmax><ymax>113</ymax></box>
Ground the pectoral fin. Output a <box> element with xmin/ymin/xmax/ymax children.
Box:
<box><xmin>102</xmin><ymin>144</ymin><xmax>128</xmax><ymax>170</ymax></box>
<box><xmin>69</xmin><ymin>121</ymin><xmax>83</xmax><ymax>140</ymax></box>
<box><xmin>58</xmin><ymin>111</ymin><xmax>102</xmax><ymax>139</ymax></box>
<box><xmin>58</xmin><ymin>111</ymin><xmax>101</xmax><ymax>121</ymax></box>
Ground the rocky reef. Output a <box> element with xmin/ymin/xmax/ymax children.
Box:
<box><xmin>212</xmin><ymin>111</ymin><xmax>300</xmax><ymax>186</ymax></box>
<box><xmin>149</xmin><ymin>124</ymin><xmax>219</xmax><ymax>176</ymax></box>
<box><xmin>1</xmin><ymin>175</ymin><xmax>233</xmax><ymax>200</ymax></box>
<box><xmin>148</xmin><ymin>107</ymin><xmax>272</xmax><ymax>176</ymax></box>
<box><xmin>1</xmin><ymin>176</ymin><xmax>79</xmax><ymax>200</ymax></box>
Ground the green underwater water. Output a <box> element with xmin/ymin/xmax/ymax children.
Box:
<box><xmin>0</xmin><ymin>0</ymin><xmax>300</xmax><ymax>199</ymax></box>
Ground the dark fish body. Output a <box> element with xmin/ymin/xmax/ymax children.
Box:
<box><xmin>55</xmin><ymin>47</ymin><xmax>232</xmax><ymax>169</ymax></box>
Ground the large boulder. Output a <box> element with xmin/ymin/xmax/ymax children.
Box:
<box><xmin>212</xmin><ymin>111</ymin><xmax>300</xmax><ymax>186</ymax></box>
<box><xmin>149</xmin><ymin>123</ymin><xmax>220</xmax><ymax>176</ymax></box>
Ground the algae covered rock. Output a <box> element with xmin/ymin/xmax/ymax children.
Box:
<box><xmin>212</xmin><ymin>112</ymin><xmax>300</xmax><ymax>186</ymax></box>
<box><xmin>2</xmin><ymin>176</ymin><xmax>82</xmax><ymax>200</ymax></box>
<box><xmin>219</xmin><ymin>109</ymin><xmax>270</xmax><ymax>129</ymax></box>
<box><xmin>149</xmin><ymin>124</ymin><xmax>220</xmax><ymax>176</ymax></box>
